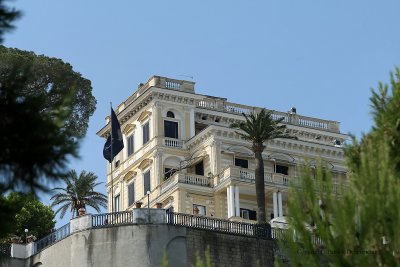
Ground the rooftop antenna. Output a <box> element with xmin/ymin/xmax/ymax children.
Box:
<box><xmin>178</xmin><ymin>74</ymin><xmax>194</xmax><ymax>80</ymax></box>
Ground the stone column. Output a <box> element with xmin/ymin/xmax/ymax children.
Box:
<box><xmin>278</xmin><ymin>191</ymin><xmax>283</xmax><ymax>217</ymax></box>
<box><xmin>235</xmin><ymin>185</ymin><xmax>240</xmax><ymax>217</ymax></box>
<box><xmin>273</xmin><ymin>191</ymin><xmax>278</xmax><ymax>218</ymax></box>
<box><xmin>153</xmin><ymin>150</ymin><xmax>163</xmax><ymax>186</ymax></box>
<box><xmin>226</xmin><ymin>187</ymin><xmax>231</xmax><ymax>218</ymax></box>
<box><xmin>152</xmin><ymin>101</ymin><xmax>162</xmax><ymax>139</ymax></box>
<box><xmin>229</xmin><ymin>185</ymin><xmax>235</xmax><ymax>218</ymax></box>
<box><xmin>209</xmin><ymin>140</ymin><xmax>221</xmax><ymax>176</ymax></box>
<box><xmin>189</xmin><ymin>108</ymin><xmax>195</xmax><ymax>138</ymax></box>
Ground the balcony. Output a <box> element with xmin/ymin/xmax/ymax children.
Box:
<box><xmin>197</xmin><ymin>98</ymin><xmax>340</xmax><ymax>133</ymax></box>
<box><xmin>162</xmin><ymin>137</ymin><xmax>185</xmax><ymax>149</ymax></box>
<box><xmin>132</xmin><ymin>172</ymin><xmax>212</xmax><ymax>209</ymax></box>
<box><xmin>216</xmin><ymin>166</ymin><xmax>296</xmax><ymax>188</ymax></box>
<box><xmin>161</xmin><ymin>172</ymin><xmax>213</xmax><ymax>193</ymax></box>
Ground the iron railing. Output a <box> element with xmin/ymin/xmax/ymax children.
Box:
<box><xmin>0</xmin><ymin>243</ymin><xmax>11</xmax><ymax>257</ymax></box>
<box><xmin>166</xmin><ymin>212</ymin><xmax>272</xmax><ymax>239</ymax></box>
<box><xmin>165</xmin><ymin>212</ymin><xmax>321</xmax><ymax>244</ymax></box>
<box><xmin>92</xmin><ymin>211</ymin><xmax>134</xmax><ymax>228</ymax></box>
<box><xmin>34</xmin><ymin>223</ymin><xmax>70</xmax><ymax>254</ymax></box>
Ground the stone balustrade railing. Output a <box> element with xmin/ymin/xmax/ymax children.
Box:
<box><xmin>197</xmin><ymin>98</ymin><xmax>340</xmax><ymax>132</ymax></box>
<box><xmin>163</xmin><ymin>137</ymin><xmax>185</xmax><ymax>148</ymax></box>
<box><xmin>218</xmin><ymin>165</ymin><xmax>296</xmax><ymax>187</ymax></box>
<box><xmin>160</xmin><ymin>172</ymin><xmax>213</xmax><ymax>194</ymax></box>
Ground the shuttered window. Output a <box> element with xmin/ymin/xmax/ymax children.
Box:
<box><xmin>143</xmin><ymin>123</ymin><xmax>149</xmax><ymax>145</ymax></box>
<box><xmin>143</xmin><ymin>170</ymin><xmax>150</xmax><ymax>195</ymax></box>
<box><xmin>114</xmin><ymin>195</ymin><xmax>120</xmax><ymax>212</ymax></box>
<box><xmin>127</xmin><ymin>134</ymin><xmax>134</xmax><ymax>156</ymax></box>
<box><xmin>128</xmin><ymin>182</ymin><xmax>135</xmax><ymax>206</ymax></box>
<box><xmin>164</xmin><ymin>120</ymin><xmax>178</xmax><ymax>139</ymax></box>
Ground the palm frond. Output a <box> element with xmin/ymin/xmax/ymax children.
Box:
<box><xmin>230</xmin><ymin>108</ymin><xmax>295</xmax><ymax>146</ymax></box>
<box><xmin>51</xmin><ymin>169</ymin><xmax>105</xmax><ymax>218</ymax></box>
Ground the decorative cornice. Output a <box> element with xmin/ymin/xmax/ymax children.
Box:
<box><xmin>137</xmin><ymin>111</ymin><xmax>152</xmax><ymax>123</ymax></box>
<box><xmin>122</xmin><ymin>124</ymin><xmax>136</xmax><ymax>134</ymax></box>
<box><xmin>97</xmin><ymin>92</ymin><xmax>155</xmax><ymax>137</ymax></box>
<box><xmin>187</xmin><ymin>125</ymin><xmax>345</xmax><ymax>163</ymax></box>
<box><xmin>138</xmin><ymin>158</ymin><xmax>153</xmax><ymax>170</ymax></box>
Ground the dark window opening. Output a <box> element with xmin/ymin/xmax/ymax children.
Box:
<box><xmin>127</xmin><ymin>134</ymin><xmax>134</xmax><ymax>156</ymax></box>
<box><xmin>115</xmin><ymin>160</ymin><xmax>120</xmax><ymax>168</ymax></box>
<box><xmin>143</xmin><ymin>170</ymin><xmax>150</xmax><ymax>194</ymax></box>
<box><xmin>276</xmin><ymin>165</ymin><xmax>289</xmax><ymax>175</ymax></box>
<box><xmin>240</xmin><ymin>208</ymin><xmax>257</xmax><ymax>221</ymax></box>
<box><xmin>164</xmin><ymin>120</ymin><xmax>178</xmax><ymax>139</ymax></box>
<box><xmin>235</xmin><ymin>158</ymin><xmax>248</xmax><ymax>169</ymax></box>
<box><xmin>128</xmin><ymin>183</ymin><xmax>135</xmax><ymax>206</ymax></box>
<box><xmin>167</xmin><ymin>111</ymin><xmax>175</xmax><ymax>118</ymax></box>
<box><xmin>164</xmin><ymin>167</ymin><xmax>177</xmax><ymax>180</ymax></box>
<box><xmin>195</xmin><ymin>161</ymin><xmax>204</xmax><ymax>176</ymax></box>
<box><xmin>114</xmin><ymin>195</ymin><xmax>120</xmax><ymax>212</ymax></box>
<box><xmin>143</xmin><ymin>122</ymin><xmax>150</xmax><ymax>145</ymax></box>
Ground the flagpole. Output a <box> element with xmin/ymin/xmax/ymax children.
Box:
<box><xmin>110</xmin><ymin>102</ymin><xmax>114</xmax><ymax>214</ymax></box>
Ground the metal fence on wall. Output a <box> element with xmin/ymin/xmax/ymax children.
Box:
<box><xmin>92</xmin><ymin>211</ymin><xmax>134</xmax><ymax>228</ymax></box>
<box><xmin>34</xmin><ymin>223</ymin><xmax>70</xmax><ymax>254</ymax></box>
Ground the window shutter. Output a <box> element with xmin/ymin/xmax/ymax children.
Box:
<box><xmin>127</xmin><ymin>134</ymin><xmax>134</xmax><ymax>156</ymax></box>
<box><xmin>143</xmin><ymin>123</ymin><xmax>149</xmax><ymax>144</ymax></box>
<box><xmin>128</xmin><ymin>183</ymin><xmax>135</xmax><ymax>206</ymax></box>
<box><xmin>143</xmin><ymin>170</ymin><xmax>150</xmax><ymax>194</ymax></box>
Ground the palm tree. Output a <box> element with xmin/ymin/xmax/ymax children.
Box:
<box><xmin>231</xmin><ymin>109</ymin><xmax>295</xmax><ymax>224</ymax></box>
<box><xmin>51</xmin><ymin>170</ymin><xmax>107</xmax><ymax>218</ymax></box>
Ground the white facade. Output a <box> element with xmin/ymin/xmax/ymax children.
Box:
<box><xmin>97</xmin><ymin>76</ymin><xmax>347</xmax><ymax>222</ymax></box>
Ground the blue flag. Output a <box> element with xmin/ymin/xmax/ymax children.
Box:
<box><xmin>103</xmin><ymin>108</ymin><xmax>124</xmax><ymax>163</ymax></box>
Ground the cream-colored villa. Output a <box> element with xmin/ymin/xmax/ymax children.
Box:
<box><xmin>97</xmin><ymin>76</ymin><xmax>347</xmax><ymax>222</ymax></box>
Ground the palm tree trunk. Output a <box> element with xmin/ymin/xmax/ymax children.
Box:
<box><xmin>253</xmin><ymin>142</ymin><xmax>266</xmax><ymax>224</ymax></box>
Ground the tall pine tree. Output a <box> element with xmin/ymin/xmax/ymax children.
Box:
<box><xmin>277</xmin><ymin>67</ymin><xmax>400</xmax><ymax>267</ymax></box>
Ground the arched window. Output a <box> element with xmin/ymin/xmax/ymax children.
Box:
<box><xmin>167</xmin><ymin>111</ymin><xmax>175</xmax><ymax>118</ymax></box>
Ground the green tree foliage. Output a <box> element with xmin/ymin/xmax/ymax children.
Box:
<box><xmin>0</xmin><ymin>193</ymin><xmax>25</xmax><ymax>240</ymax></box>
<box><xmin>11</xmin><ymin>193</ymin><xmax>55</xmax><ymax>240</ymax></box>
<box><xmin>1</xmin><ymin>193</ymin><xmax>55</xmax><ymax>241</ymax></box>
<box><xmin>51</xmin><ymin>170</ymin><xmax>107</xmax><ymax>218</ymax></box>
<box><xmin>231</xmin><ymin>109</ymin><xmax>294</xmax><ymax>223</ymax></box>
<box><xmin>0</xmin><ymin>46</ymin><xmax>97</xmax><ymax>194</ymax></box>
<box><xmin>0</xmin><ymin>60</ymin><xmax>78</xmax><ymax>194</ymax></box>
<box><xmin>0</xmin><ymin>0</ymin><xmax>21</xmax><ymax>43</ymax></box>
<box><xmin>0</xmin><ymin>47</ymin><xmax>95</xmax><ymax>237</ymax></box>
<box><xmin>277</xmin><ymin>67</ymin><xmax>400</xmax><ymax>267</ymax></box>
<box><xmin>0</xmin><ymin>45</ymin><xmax>96</xmax><ymax>138</ymax></box>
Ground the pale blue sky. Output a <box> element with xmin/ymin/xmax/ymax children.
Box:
<box><xmin>4</xmin><ymin>0</ymin><xmax>400</xmax><ymax>226</ymax></box>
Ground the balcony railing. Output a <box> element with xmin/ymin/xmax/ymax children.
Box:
<box><xmin>163</xmin><ymin>137</ymin><xmax>185</xmax><ymax>148</ymax></box>
<box><xmin>34</xmin><ymin>223</ymin><xmax>70</xmax><ymax>254</ymax></box>
<box><xmin>92</xmin><ymin>211</ymin><xmax>134</xmax><ymax>228</ymax></box>
<box><xmin>161</xmin><ymin>172</ymin><xmax>212</xmax><ymax>193</ymax></box>
<box><xmin>218</xmin><ymin>166</ymin><xmax>296</xmax><ymax>187</ymax></box>
<box><xmin>166</xmin><ymin>212</ymin><xmax>272</xmax><ymax>239</ymax></box>
<box><xmin>197</xmin><ymin>98</ymin><xmax>340</xmax><ymax>132</ymax></box>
